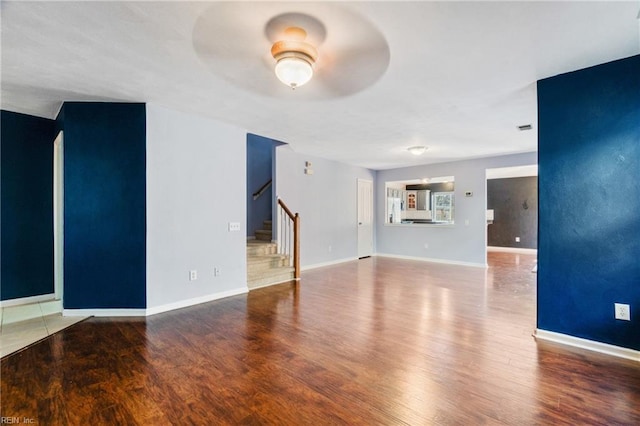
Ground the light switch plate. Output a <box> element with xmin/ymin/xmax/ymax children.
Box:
<box><xmin>228</xmin><ymin>222</ymin><xmax>240</xmax><ymax>231</ymax></box>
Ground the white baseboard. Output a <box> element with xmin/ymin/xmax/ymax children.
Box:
<box><xmin>63</xmin><ymin>308</ymin><xmax>147</xmax><ymax>317</ymax></box>
<box><xmin>1</xmin><ymin>299</ymin><xmax>62</xmax><ymax>324</ymax></box>
<box><xmin>534</xmin><ymin>329</ymin><xmax>639</xmax><ymax>362</ymax></box>
<box><xmin>302</xmin><ymin>257</ymin><xmax>358</xmax><ymax>271</ymax></box>
<box><xmin>488</xmin><ymin>246</ymin><xmax>537</xmax><ymax>255</ymax></box>
<box><xmin>64</xmin><ymin>287</ymin><xmax>249</xmax><ymax>317</ymax></box>
<box><xmin>1</xmin><ymin>293</ymin><xmax>56</xmax><ymax>308</ymax></box>
<box><xmin>40</xmin><ymin>300</ymin><xmax>63</xmax><ymax>316</ymax></box>
<box><xmin>145</xmin><ymin>287</ymin><xmax>248</xmax><ymax>316</ymax></box>
<box><xmin>375</xmin><ymin>253</ymin><xmax>487</xmax><ymax>268</ymax></box>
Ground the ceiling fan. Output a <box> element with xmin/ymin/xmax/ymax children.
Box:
<box><xmin>192</xmin><ymin>3</ymin><xmax>390</xmax><ymax>99</ymax></box>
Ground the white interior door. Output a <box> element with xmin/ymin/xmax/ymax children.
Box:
<box><xmin>54</xmin><ymin>131</ymin><xmax>64</xmax><ymax>301</ymax></box>
<box><xmin>357</xmin><ymin>179</ymin><xmax>373</xmax><ymax>258</ymax></box>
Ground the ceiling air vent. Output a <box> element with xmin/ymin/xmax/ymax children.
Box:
<box><xmin>517</xmin><ymin>124</ymin><xmax>533</xmax><ymax>131</ymax></box>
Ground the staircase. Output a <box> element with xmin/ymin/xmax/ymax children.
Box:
<box><xmin>247</xmin><ymin>220</ymin><xmax>295</xmax><ymax>289</ymax></box>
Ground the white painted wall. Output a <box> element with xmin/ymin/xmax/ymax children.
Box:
<box><xmin>275</xmin><ymin>146</ymin><xmax>376</xmax><ymax>268</ymax></box>
<box><xmin>146</xmin><ymin>104</ymin><xmax>247</xmax><ymax>311</ymax></box>
<box><xmin>376</xmin><ymin>152</ymin><xmax>537</xmax><ymax>266</ymax></box>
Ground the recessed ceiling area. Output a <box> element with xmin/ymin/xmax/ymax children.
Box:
<box><xmin>2</xmin><ymin>1</ymin><xmax>639</xmax><ymax>170</ymax></box>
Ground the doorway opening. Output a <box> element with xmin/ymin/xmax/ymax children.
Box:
<box><xmin>485</xmin><ymin>165</ymin><xmax>538</xmax><ymax>271</ymax></box>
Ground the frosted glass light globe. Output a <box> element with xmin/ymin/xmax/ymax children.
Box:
<box><xmin>275</xmin><ymin>57</ymin><xmax>313</xmax><ymax>89</ymax></box>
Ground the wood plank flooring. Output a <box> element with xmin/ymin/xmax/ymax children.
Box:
<box><xmin>2</xmin><ymin>253</ymin><xmax>639</xmax><ymax>424</ymax></box>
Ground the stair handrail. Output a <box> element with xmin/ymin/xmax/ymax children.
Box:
<box><xmin>252</xmin><ymin>179</ymin><xmax>272</xmax><ymax>200</ymax></box>
<box><xmin>277</xmin><ymin>198</ymin><xmax>300</xmax><ymax>280</ymax></box>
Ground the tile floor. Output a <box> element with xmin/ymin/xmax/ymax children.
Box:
<box><xmin>1</xmin><ymin>301</ymin><xmax>87</xmax><ymax>358</ymax></box>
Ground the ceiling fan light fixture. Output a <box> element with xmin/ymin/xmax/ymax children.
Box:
<box><xmin>408</xmin><ymin>145</ymin><xmax>427</xmax><ymax>156</ymax></box>
<box><xmin>271</xmin><ymin>27</ymin><xmax>317</xmax><ymax>89</ymax></box>
<box><xmin>274</xmin><ymin>52</ymin><xmax>314</xmax><ymax>89</ymax></box>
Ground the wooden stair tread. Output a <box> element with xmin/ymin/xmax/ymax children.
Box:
<box><xmin>247</xmin><ymin>265</ymin><xmax>294</xmax><ymax>278</ymax></box>
<box><xmin>247</xmin><ymin>253</ymin><xmax>288</xmax><ymax>262</ymax></box>
<box><xmin>247</xmin><ymin>267</ymin><xmax>295</xmax><ymax>289</ymax></box>
<box><xmin>254</xmin><ymin>229</ymin><xmax>272</xmax><ymax>241</ymax></box>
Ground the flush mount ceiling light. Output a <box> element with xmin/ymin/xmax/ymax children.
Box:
<box><xmin>407</xmin><ymin>146</ymin><xmax>428</xmax><ymax>156</ymax></box>
<box><xmin>271</xmin><ymin>27</ymin><xmax>318</xmax><ymax>89</ymax></box>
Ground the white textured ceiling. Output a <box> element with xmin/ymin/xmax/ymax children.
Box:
<box><xmin>2</xmin><ymin>1</ymin><xmax>639</xmax><ymax>170</ymax></box>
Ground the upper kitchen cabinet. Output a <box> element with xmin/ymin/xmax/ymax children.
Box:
<box><xmin>406</xmin><ymin>191</ymin><xmax>417</xmax><ymax>210</ymax></box>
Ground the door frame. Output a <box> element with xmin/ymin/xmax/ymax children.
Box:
<box><xmin>357</xmin><ymin>178</ymin><xmax>374</xmax><ymax>258</ymax></box>
<box><xmin>54</xmin><ymin>131</ymin><xmax>64</xmax><ymax>301</ymax></box>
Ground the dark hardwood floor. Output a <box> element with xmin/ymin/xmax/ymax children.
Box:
<box><xmin>2</xmin><ymin>253</ymin><xmax>639</xmax><ymax>424</ymax></box>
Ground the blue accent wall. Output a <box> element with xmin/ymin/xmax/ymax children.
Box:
<box><xmin>1</xmin><ymin>111</ymin><xmax>56</xmax><ymax>300</ymax></box>
<box><xmin>246</xmin><ymin>134</ymin><xmax>283</xmax><ymax>237</ymax></box>
<box><xmin>61</xmin><ymin>103</ymin><xmax>146</xmax><ymax>309</ymax></box>
<box><xmin>537</xmin><ymin>55</ymin><xmax>640</xmax><ymax>350</ymax></box>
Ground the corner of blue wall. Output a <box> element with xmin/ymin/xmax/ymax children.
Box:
<box><xmin>537</xmin><ymin>54</ymin><xmax>640</xmax><ymax>350</ymax></box>
<box><xmin>62</xmin><ymin>102</ymin><xmax>147</xmax><ymax>309</ymax></box>
<box><xmin>1</xmin><ymin>110</ymin><xmax>57</xmax><ymax>301</ymax></box>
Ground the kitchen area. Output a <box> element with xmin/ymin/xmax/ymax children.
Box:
<box><xmin>386</xmin><ymin>176</ymin><xmax>455</xmax><ymax>225</ymax></box>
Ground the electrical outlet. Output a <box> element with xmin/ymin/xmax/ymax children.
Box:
<box><xmin>189</xmin><ymin>270</ymin><xmax>198</xmax><ymax>281</ymax></box>
<box><xmin>228</xmin><ymin>222</ymin><xmax>240</xmax><ymax>232</ymax></box>
<box><xmin>614</xmin><ymin>303</ymin><xmax>631</xmax><ymax>321</ymax></box>
<box><xmin>214</xmin><ymin>268</ymin><xmax>220</xmax><ymax>277</ymax></box>
<box><xmin>515</xmin><ymin>237</ymin><xmax>520</xmax><ymax>243</ymax></box>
